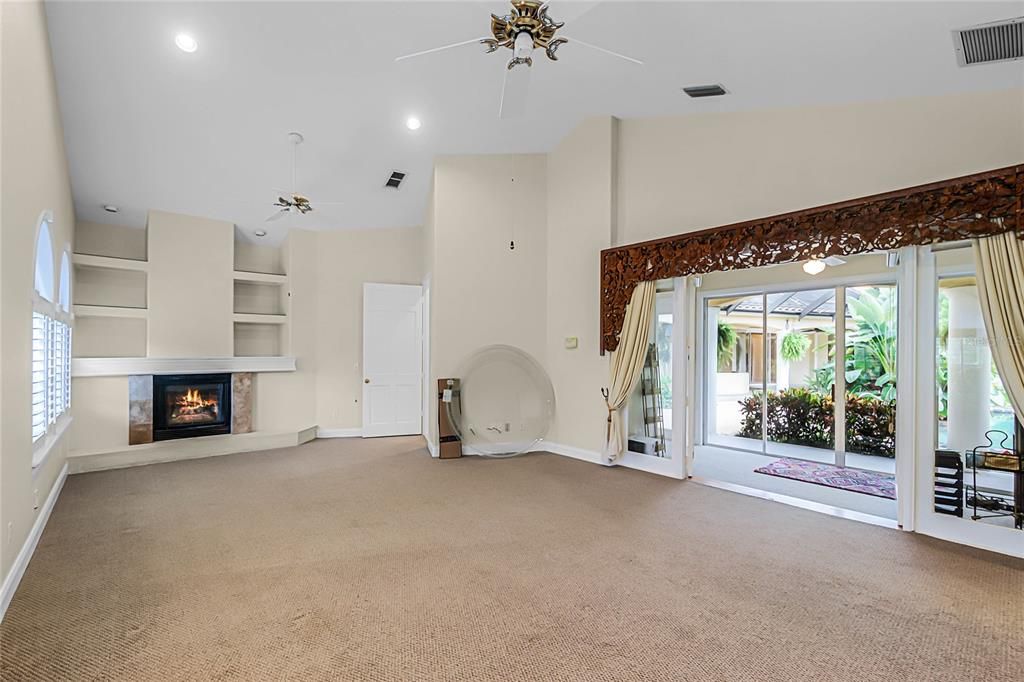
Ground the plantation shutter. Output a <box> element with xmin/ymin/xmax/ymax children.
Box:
<box><xmin>32</xmin><ymin>312</ymin><xmax>48</xmax><ymax>442</ymax></box>
<box><xmin>52</xmin><ymin>320</ymin><xmax>66</xmax><ymax>417</ymax></box>
<box><xmin>64</xmin><ymin>324</ymin><xmax>73</xmax><ymax>411</ymax></box>
<box><xmin>47</xmin><ymin>317</ymin><xmax>60</xmax><ymax>424</ymax></box>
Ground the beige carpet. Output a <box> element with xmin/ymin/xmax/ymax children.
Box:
<box><xmin>1</xmin><ymin>437</ymin><xmax>1021</xmax><ymax>680</ymax></box>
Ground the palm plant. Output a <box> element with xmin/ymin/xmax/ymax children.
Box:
<box><xmin>846</xmin><ymin>288</ymin><xmax>898</xmax><ymax>401</ymax></box>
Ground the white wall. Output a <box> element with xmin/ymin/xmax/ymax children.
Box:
<box><xmin>425</xmin><ymin>154</ymin><xmax>548</xmax><ymax>448</ymax></box>
<box><xmin>75</xmin><ymin>221</ymin><xmax>146</xmax><ymax>261</ymax></box>
<box><xmin>0</xmin><ymin>0</ymin><xmax>77</xmax><ymax>587</ymax></box>
<box><xmin>617</xmin><ymin>89</ymin><xmax>1024</xmax><ymax>246</ymax></box>
<box><xmin>147</xmin><ymin>210</ymin><xmax>235</xmax><ymax>357</ymax></box>
<box><xmin>312</xmin><ymin>227</ymin><xmax>423</xmax><ymax>430</ymax></box>
<box><xmin>544</xmin><ymin>118</ymin><xmax>616</xmax><ymax>453</ymax></box>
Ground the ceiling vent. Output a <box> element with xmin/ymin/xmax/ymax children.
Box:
<box><xmin>682</xmin><ymin>84</ymin><xmax>727</xmax><ymax>98</ymax></box>
<box><xmin>385</xmin><ymin>171</ymin><xmax>406</xmax><ymax>189</ymax></box>
<box><xmin>953</xmin><ymin>17</ymin><xmax>1023</xmax><ymax>67</ymax></box>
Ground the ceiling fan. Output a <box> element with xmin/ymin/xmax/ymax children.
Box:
<box><xmin>266</xmin><ymin>132</ymin><xmax>344</xmax><ymax>222</ymax></box>
<box><xmin>395</xmin><ymin>1</ymin><xmax>642</xmax><ymax>118</ymax></box>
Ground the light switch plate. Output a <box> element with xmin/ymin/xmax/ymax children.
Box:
<box><xmin>564</xmin><ymin>337</ymin><xmax>578</xmax><ymax>350</ymax></box>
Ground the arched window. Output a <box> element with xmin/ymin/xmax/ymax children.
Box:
<box><xmin>34</xmin><ymin>218</ymin><xmax>55</xmax><ymax>302</ymax></box>
<box><xmin>32</xmin><ymin>215</ymin><xmax>72</xmax><ymax>461</ymax></box>
<box><xmin>58</xmin><ymin>251</ymin><xmax>71</xmax><ymax>313</ymax></box>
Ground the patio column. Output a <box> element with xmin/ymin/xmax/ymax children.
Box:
<box><xmin>946</xmin><ymin>285</ymin><xmax>992</xmax><ymax>454</ymax></box>
<box><xmin>706</xmin><ymin>307</ymin><xmax>720</xmax><ymax>435</ymax></box>
<box><xmin>775</xmin><ymin>330</ymin><xmax>790</xmax><ymax>391</ymax></box>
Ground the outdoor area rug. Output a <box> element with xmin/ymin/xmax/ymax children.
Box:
<box><xmin>754</xmin><ymin>458</ymin><xmax>897</xmax><ymax>499</ymax></box>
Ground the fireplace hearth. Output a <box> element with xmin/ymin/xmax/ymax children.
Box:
<box><xmin>153</xmin><ymin>373</ymin><xmax>232</xmax><ymax>441</ymax></box>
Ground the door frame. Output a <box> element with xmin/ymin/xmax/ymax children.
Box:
<box><xmin>618</xmin><ymin>278</ymin><xmax>690</xmax><ymax>479</ymax></box>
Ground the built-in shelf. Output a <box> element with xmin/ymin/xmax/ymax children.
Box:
<box><xmin>73</xmin><ymin>304</ymin><xmax>148</xmax><ymax>319</ymax></box>
<box><xmin>72</xmin><ymin>253</ymin><xmax>149</xmax><ymax>272</ymax></box>
<box><xmin>72</xmin><ymin>356</ymin><xmax>297</xmax><ymax>377</ymax></box>
<box><xmin>233</xmin><ymin>270</ymin><xmax>287</xmax><ymax>285</ymax></box>
<box><xmin>233</xmin><ymin>313</ymin><xmax>287</xmax><ymax>325</ymax></box>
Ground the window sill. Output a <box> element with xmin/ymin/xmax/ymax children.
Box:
<box><xmin>32</xmin><ymin>415</ymin><xmax>72</xmax><ymax>476</ymax></box>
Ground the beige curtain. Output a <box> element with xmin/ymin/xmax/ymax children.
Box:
<box><xmin>973</xmin><ymin>231</ymin><xmax>1024</xmax><ymax>423</ymax></box>
<box><xmin>603</xmin><ymin>281</ymin><xmax>656</xmax><ymax>462</ymax></box>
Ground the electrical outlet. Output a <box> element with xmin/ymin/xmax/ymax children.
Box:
<box><xmin>33</xmin><ymin>488</ymin><xmax>39</xmax><ymax>511</ymax></box>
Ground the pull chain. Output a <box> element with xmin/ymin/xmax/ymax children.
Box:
<box><xmin>509</xmin><ymin>176</ymin><xmax>516</xmax><ymax>251</ymax></box>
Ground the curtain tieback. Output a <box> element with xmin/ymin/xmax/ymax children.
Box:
<box><xmin>601</xmin><ymin>388</ymin><xmax>615</xmax><ymax>439</ymax></box>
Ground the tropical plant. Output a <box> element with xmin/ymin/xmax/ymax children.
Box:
<box><xmin>780</xmin><ymin>331</ymin><xmax>810</xmax><ymax>362</ymax></box>
<box><xmin>717</xmin><ymin>322</ymin><xmax>737</xmax><ymax>366</ymax></box>
<box><xmin>846</xmin><ymin>288</ymin><xmax>898</xmax><ymax>401</ymax></box>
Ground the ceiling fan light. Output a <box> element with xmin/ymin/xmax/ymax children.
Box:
<box><xmin>803</xmin><ymin>259</ymin><xmax>827</xmax><ymax>275</ymax></box>
<box><xmin>513</xmin><ymin>31</ymin><xmax>534</xmax><ymax>59</ymax></box>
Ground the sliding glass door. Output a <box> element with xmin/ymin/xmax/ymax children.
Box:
<box><xmin>703</xmin><ymin>282</ymin><xmax>898</xmax><ymax>472</ymax></box>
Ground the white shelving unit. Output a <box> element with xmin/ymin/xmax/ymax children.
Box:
<box><xmin>72</xmin><ymin>250</ymin><xmax>150</xmax><ymax>358</ymax></box>
<box><xmin>232</xmin><ymin>255</ymin><xmax>289</xmax><ymax>357</ymax></box>
<box><xmin>72</xmin><ymin>253</ymin><xmax>149</xmax><ymax>272</ymax></box>
<box><xmin>73</xmin><ymin>304</ymin><xmax>148</xmax><ymax>319</ymax></box>
<box><xmin>233</xmin><ymin>270</ymin><xmax>287</xmax><ymax>285</ymax></box>
<box><xmin>232</xmin><ymin>312</ymin><xmax>287</xmax><ymax>325</ymax></box>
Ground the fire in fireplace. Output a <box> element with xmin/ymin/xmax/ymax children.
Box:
<box><xmin>153</xmin><ymin>373</ymin><xmax>231</xmax><ymax>441</ymax></box>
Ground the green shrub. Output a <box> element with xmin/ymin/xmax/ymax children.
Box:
<box><xmin>738</xmin><ymin>388</ymin><xmax>895</xmax><ymax>458</ymax></box>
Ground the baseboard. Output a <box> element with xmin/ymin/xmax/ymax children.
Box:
<box><xmin>1</xmin><ymin>462</ymin><xmax>69</xmax><ymax>623</ymax></box>
<box><xmin>531</xmin><ymin>441</ymin><xmax>609</xmax><ymax>465</ymax></box>
<box><xmin>425</xmin><ymin>437</ymin><xmax>438</xmax><ymax>458</ymax></box>
<box><xmin>316</xmin><ymin>427</ymin><xmax>363</xmax><ymax>439</ymax></box>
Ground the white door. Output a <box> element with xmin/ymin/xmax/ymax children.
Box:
<box><xmin>362</xmin><ymin>283</ymin><xmax>423</xmax><ymax>437</ymax></box>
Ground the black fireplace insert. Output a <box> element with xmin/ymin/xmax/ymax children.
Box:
<box><xmin>153</xmin><ymin>373</ymin><xmax>231</xmax><ymax>441</ymax></box>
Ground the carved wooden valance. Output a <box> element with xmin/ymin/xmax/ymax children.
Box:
<box><xmin>601</xmin><ymin>164</ymin><xmax>1024</xmax><ymax>353</ymax></box>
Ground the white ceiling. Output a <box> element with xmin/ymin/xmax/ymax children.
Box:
<box><xmin>46</xmin><ymin>1</ymin><xmax>1024</xmax><ymax>244</ymax></box>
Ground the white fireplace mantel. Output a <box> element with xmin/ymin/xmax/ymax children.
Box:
<box><xmin>72</xmin><ymin>356</ymin><xmax>296</xmax><ymax>378</ymax></box>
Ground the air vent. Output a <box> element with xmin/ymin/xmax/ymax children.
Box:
<box><xmin>385</xmin><ymin>171</ymin><xmax>406</xmax><ymax>189</ymax></box>
<box><xmin>953</xmin><ymin>17</ymin><xmax>1023</xmax><ymax>66</ymax></box>
<box><xmin>682</xmin><ymin>84</ymin><xmax>727</xmax><ymax>98</ymax></box>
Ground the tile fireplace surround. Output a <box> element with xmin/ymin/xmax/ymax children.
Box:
<box><xmin>129</xmin><ymin>373</ymin><xmax>253</xmax><ymax>445</ymax></box>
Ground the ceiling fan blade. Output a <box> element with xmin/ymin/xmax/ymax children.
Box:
<box><xmin>498</xmin><ymin>65</ymin><xmax>531</xmax><ymax>119</ymax></box>
<box><xmin>560</xmin><ymin>35</ymin><xmax>643</xmax><ymax>65</ymax></box>
<box><xmin>395</xmin><ymin>37</ymin><xmax>491</xmax><ymax>62</ymax></box>
<box><xmin>265</xmin><ymin>209</ymin><xmax>289</xmax><ymax>222</ymax></box>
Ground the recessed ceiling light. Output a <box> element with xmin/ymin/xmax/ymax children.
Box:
<box><xmin>175</xmin><ymin>33</ymin><xmax>198</xmax><ymax>53</ymax></box>
<box><xmin>405</xmin><ymin>116</ymin><xmax>422</xmax><ymax>131</ymax></box>
<box><xmin>254</xmin><ymin>229</ymin><xmax>267</xmax><ymax>238</ymax></box>
<box><xmin>103</xmin><ymin>204</ymin><xmax>119</xmax><ymax>213</ymax></box>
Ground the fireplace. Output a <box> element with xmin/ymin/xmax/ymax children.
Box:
<box><xmin>153</xmin><ymin>373</ymin><xmax>232</xmax><ymax>441</ymax></box>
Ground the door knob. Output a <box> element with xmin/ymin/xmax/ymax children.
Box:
<box><xmin>364</xmin><ymin>378</ymin><xmax>370</xmax><ymax>384</ymax></box>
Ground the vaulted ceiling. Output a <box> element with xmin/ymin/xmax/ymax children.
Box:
<box><xmin>46</xmin><ymin>1</ymin><xmax>1024</xmax><ymax>243</ymax></box>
